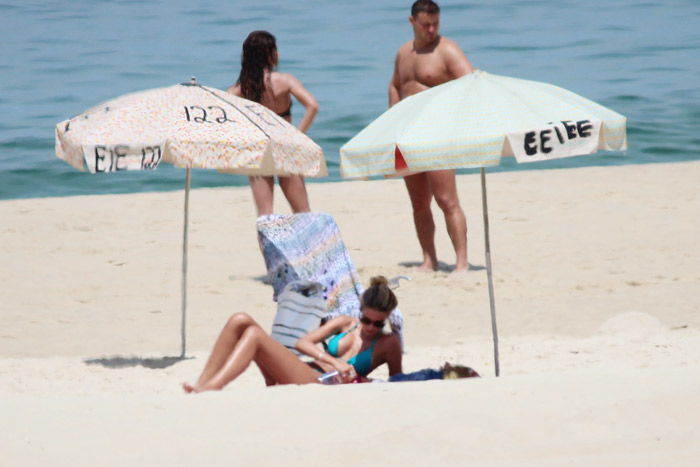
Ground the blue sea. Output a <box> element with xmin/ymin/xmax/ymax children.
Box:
<box><xmin>1</xmin><ymin>0</ymin><xmax>699</xmax><ymax>200</ymax></box>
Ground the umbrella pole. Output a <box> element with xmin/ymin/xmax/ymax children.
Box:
<box><xmin>180</xmin><ymin>168</ymin><xmax>191</xmax><ymax>358</ymax></box>
<box><xmin>480</xmin><ymin>168</ymin><xmax>500</xmax><ymax>377</ymax></box>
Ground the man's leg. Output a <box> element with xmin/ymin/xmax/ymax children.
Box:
<box><xmin>403</xmin><ymin>172</ymin><xmax>438</xmax><ymax>271</ymax></box>
<box><xmin>427</xmin><ymin>169</ymin><xmax>468</xmax><ymax>272</ymax></box>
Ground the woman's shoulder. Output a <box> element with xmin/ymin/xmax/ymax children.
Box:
<box><xmin>323</xmin><ymin>314</ymin><xmax>356</xmax><ymax>332</ymax></box>
<box><xmin>226</xmin><ymin>83</ymin><xmax>240</xmax><ymax>95</ymax></box>
<box><xmin>269</xmin><ymin>71</ymin><xmax>297</xmax><ymax>88</ymax></box>
<box><xmin>340</xmin><ymin>314</ymin><xmax>359</xmax><ymax>329</ymax></box>
<box><xmin>377</xmin><ymin>332</ymin><xmax>401</xmax><ymax>349</ymax></box>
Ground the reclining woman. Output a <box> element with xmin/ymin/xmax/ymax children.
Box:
<box><xmin>183</xmin><ymin>276</ymin><xmax>402</xmax><ymax>392</ymax></box>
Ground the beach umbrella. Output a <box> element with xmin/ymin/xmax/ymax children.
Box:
<box><xmin>340</xmin><ymin>70</ymin><xmax>627</xmax><ymax>376</ymax></box>
<box><xmin>55</xmin><ymin>78</ymin><xmax>326</xmax><ymax>358</ymax></box>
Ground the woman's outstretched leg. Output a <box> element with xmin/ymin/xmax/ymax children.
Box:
<box><xmin>184</xmin><ymin>323</ymin><xmax>319</xmax><ymax>393</ymax></box>
<box><xmin>187</xmin><ymin>313</ymin><xmax>262</xmax><ymax>389</ymax></box>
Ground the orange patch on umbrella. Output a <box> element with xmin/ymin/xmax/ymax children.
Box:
<box><xmin>395</xmin><ymin>146</ymin><xmax>407</xmax><ymax>171</ymax></box>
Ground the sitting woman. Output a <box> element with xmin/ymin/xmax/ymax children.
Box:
<box><xmin>183</xmin><ymin>276</ymin><xmax>402</xmax><ymax>393</ymax></box>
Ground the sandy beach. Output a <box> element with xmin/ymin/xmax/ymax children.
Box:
<box><xmin>2</xmin><ymin>161</ymin><xmax>699</xmax><ymax>465</ymax></box>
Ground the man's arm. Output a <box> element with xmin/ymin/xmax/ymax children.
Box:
<box><xmin>442</xmin><ymin>38</ymin><xmax>474</xmax><ymax>79</ymax></box>
<box><xmin>388</xmin><ymin>52</ymin><xmax>402</xmax><ymax>107</ymax></box>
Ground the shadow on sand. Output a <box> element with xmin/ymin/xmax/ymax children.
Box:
<box><xmin>84</xmin><ymin>355</ymin><xmax>193</xmax><ymax>369</ymax></box>
<box><xmin>398</xmin><ymin>261</ymin><xmax>485</xmax><ymax>273</ymax></box>
<box><xmin>228</xmin><ymin>273</ymin><xmax>271</xmax><ymax>284</ymax></box>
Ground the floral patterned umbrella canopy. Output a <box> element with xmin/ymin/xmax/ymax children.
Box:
<box><xmin>56</xmin><ymin>80</ymin><xmax>325</xmax><ymax>176</ymax></box>
<box><xmin>55</xmin><ymin>79</ymin><xmax>326</xmax><ymax>358</ymax></box>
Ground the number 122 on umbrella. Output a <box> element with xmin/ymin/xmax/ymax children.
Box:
<box><xmin>85</xmin><ymin>144</ymin><xmax>164</xmax><ymax>173</ymax></box>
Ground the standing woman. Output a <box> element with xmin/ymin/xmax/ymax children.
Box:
<box><xmin>227</xmin><ymin>31</ymin><xmax>319</xmax><ymax>216</ymax></box>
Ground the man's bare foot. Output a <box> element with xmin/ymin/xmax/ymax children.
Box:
<box><xmin>448</xmin><ymin>266</ymin><xmax>468</xmax><ymax>278</ymax></box>
<box><xmin>417</xmin><ymin>256</ymin><xmax>439</xmax><ymax>272</ymax></box>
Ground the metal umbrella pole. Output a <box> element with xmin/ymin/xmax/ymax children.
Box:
<box><xmin>178</xmin><ymin>77</ymin><xmax>198</xmax><ymax>359</ymax></box>
<box><xmin>177</xmin><ymin>77</ymin><xmax>199</xmax><ymax>359</ymax></box>
<box><xmin>480</xmin><ymin>168</ymin><xmax>500</xmax><ymax>377</ymax></box>
<box><xmin>180</xmin><ymin>167</ymin><xmax>191</xmax><ymax>358</ymax></box>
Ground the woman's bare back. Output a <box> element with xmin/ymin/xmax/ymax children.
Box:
<box><xmin>260</xmin><ymin>71</ymin><xmax>293</xmax><ymax>118</ymax></box>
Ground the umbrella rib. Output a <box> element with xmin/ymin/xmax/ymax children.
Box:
<box><xmin>193</xmin><ymin>84</ymin><xmax>274</xmax><ymax>139</ymax></box>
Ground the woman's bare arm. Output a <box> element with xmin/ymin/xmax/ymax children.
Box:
<box><xmin>295</xmin><ymin>315</ymin><xmax>355</xmax><ymax>379</ymax></box>
<box><xmin>383</xmin><ymin>334</ymin><xmax>403</xmax><ymax>376</ymax></box>
<box><xmin>295</xmin><ymin>315</ymin><xmax>350</xmax><ymax>357</ymax></box>
<box><xmin>286</xmin><ymin>74</ymin><xmax>318</xmax><ymax>133</ymax></box>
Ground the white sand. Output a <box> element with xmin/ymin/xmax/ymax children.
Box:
<box><xmin>1</xmin><ymin>161</ymin><xmax>699</xmax><ymax>465</ymax></box>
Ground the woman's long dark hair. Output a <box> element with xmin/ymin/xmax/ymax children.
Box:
<box><xmin>236</xmin><ymin>31</ymin><xmax>277</xmax><ymax>103</ymax></box>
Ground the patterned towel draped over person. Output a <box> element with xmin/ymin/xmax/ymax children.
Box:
<box><xmin>256</xmin><ymin>212</ymin><xmax>405</xmax><ymax>350</ymax></box>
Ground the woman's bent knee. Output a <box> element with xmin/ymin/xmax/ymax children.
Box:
<box><xmin>226</xmin><ymin>312</ymin><xmax>255</xmax><ymax>330</ymax></box>
<box><xmin>240</xmin><ymin>325</ymin><xmax>266</xmax><ymax>346</ymax></box>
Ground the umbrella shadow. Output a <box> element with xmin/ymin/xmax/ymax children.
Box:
<box><xmin>252</xmin><ymin>274</ymin><xmax>271</xmax><ymax>284</ymax></box>
<box><xmin>227</xmin><ymin>274</ymin><xmax>271</xmax><ymax>284</ymax></box>
<box><xmin>84</xmin><ymin>355</ymin><xmax>193</xmax><ymax>369</ymax></box>
<box><xmin>398</xmin><ymin>261</ymin><xmax>485</xmax><ymax>272</ymax></box>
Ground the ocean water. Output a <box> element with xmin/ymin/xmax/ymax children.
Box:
<box><xmin>1</xmin><ymin>0</ymin><xmax>698</xmax><ymax>200</ymax></box>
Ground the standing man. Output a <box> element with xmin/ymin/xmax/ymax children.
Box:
<box><xmin>389</xmin><ymin>0</ymin><xmax>474</xmax><ymax>274</ymax></box>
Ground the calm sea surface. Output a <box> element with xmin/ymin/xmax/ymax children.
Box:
<box><xmin>1</xmin><ymin>0</ymin><xmax>699</xmax><ymax>200</ymax></box>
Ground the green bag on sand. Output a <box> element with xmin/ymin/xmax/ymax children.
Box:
<box><xmin>270</xmin><ymin>280</ymin><xmax>327</xmax><ymax>356</ymax></box>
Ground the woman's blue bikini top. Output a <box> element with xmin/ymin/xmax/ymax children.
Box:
<box><xmin>326</xmin><ymin>322</ymin><xmax>381</xmax><ymax>377</ymax></box>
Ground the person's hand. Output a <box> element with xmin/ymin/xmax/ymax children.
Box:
<box><xmin>332</xmin><ymin>359</ymin><xmax>357</xmax><ymax>383</ymax></box>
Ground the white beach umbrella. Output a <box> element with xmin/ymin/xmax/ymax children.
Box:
<box><xmin>341</xmin><ymin>70</ymin><xmax>628</xmax><ymax>376</ymax></box>
<box><xmin>55</xmin><ymin>78</ymin><xmax>326</xmax><ymax>357</ymax></box>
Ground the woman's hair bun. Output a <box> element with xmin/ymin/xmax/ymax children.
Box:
<box><xmin>369</xmin><ymin>276</ymin><xmax>389</xmax><ymax>288</ymax></box>
<box><xmin>361</xmin><ymin>275</ymin><xmax>397</xmax><ymax>313</ymax></box>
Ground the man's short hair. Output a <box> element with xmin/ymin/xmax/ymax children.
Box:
<box><xmin>411</xmin><ymin>0</ymin><xmax>440</xmax><ymax>17</ymax></box>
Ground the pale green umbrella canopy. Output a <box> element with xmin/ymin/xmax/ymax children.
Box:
<box><xmin>340</xmin><ymin>70</ymin><xmax>628</xmax><ymax>376</ymax></box>
<box><xmin>341</xmin><ymin>70</ymin><xmax>627</xmax><ymax>178</ymax></box>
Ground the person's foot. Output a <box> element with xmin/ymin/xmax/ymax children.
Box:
<box><xmin>182</xmin><ymin>382</ymin><xmax>202</xmax><ymax>393</ymax></box>
<box><xmin>447</xmin><ymin>266</ymin><xmax>468</xmax><ymax>279</ymax></box>
<box><xmin>417</xmin><ymin>256</ymin><xmax>439</xmax><ymax>272</ymax></box>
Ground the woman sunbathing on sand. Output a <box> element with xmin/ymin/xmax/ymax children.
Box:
<box><xmin>183</xmin><ymin>276</ymin><xmax>402</xmax><ymax>392</ymax></box>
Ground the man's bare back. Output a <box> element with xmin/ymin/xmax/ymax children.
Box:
<box><xmin>388</xmin><ymin>1</ymin><xmax>474</xmax><ymax>274</ymax></box>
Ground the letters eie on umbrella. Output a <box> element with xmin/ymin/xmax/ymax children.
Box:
<box><xmin>55</xmin><ymin>80</ymin><xmax>326</xmax><ymax>357</ymax></box>
<box><xmin>340</xmin><ymin>70</ymin><xmax>628</xmax><ymax>376</ymax></box>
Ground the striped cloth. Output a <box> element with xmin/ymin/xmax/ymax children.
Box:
<box><xmin>271</xmin><ymin>280</ymin><xmax>326</xmax><ymax>356</ymax></box>
<box><xmin>256</xmin><ymin>212</ymin><xmax>404</xmax><ymax>350</ymax></box>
